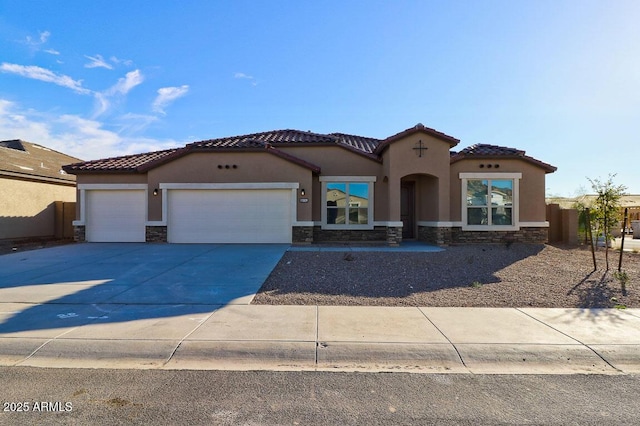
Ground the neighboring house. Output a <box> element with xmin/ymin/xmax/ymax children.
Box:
<box><xmin>547</xmin><ymin>194</ymin><xmax>640</xmax><ymax>229</ymax></box>
<box><xmin>0</xmin><ymin>140</ymin><xmax>81</xmax><ymax>240</ymax></box>
<box><xmin>63</xmin><ymin>124</ymin><xmax>556</xmax><ymax>245</ymax></box>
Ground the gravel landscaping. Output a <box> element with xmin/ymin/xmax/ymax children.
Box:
<box><xmin>253</xmin><ymin>244</ymin><xmax>640</xmax><ymax>308</ymax></box>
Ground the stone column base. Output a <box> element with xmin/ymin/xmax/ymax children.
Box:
<box><xmin>419</xmin><ymin>225</ymin><xmax>549</xmax><ymax>244</ymax></box>
<box><xmin>74</xmin><ymin>225</ymin><xmax>86</xmax><ymax>242</ymax></box>
<box><xmin>146</xmin><ymin>226</ymin><xmax>168</xmax><ymax>242</ymax></box>
<box><xmin>386</xmin><ymin>226</ymin><xmax>402</xmax><ymax>246</ymax></box>
<box><xmin>292</xmin><ymin>226</ymin><xmax>314</xmax><ymax>244</ymax></box>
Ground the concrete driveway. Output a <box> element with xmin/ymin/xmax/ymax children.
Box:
<box><xmin>0</xmin><ymin>243</ymin><xmax>288</xmax><ymax>338</ymax></box>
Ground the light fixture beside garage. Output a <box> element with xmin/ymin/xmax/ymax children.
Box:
<box><xmin>300</xmin><ymin>188</ymin><xmax>306</xmax><ymax>196</ymax></box>
<box><xmin>153</xmin><ymin>188</ymin><xmax>159</xmax><ymax>196</ymax></box>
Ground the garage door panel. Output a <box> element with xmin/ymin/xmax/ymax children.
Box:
<box><xmin>168</xmin><ymin>189</ymin><xmax>292</xmax><ymax>243</ymax></box>
<box><xmin>86</xmin><ymin>190</ymin><xmax>146</xmax><ymax>242</ymax></box>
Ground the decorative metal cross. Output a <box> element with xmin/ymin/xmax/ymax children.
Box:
<box><xmin>413</xmin><ymin>140</ymin><xmax>428</xmax><ymax>157</ymax></box>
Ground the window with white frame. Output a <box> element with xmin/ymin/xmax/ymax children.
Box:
<box><xmin>460</xmin><ymin>173</ymin><xmax>520</xmax><ymax>230</ymax></box>
<box><xmin>320</xmin><ymin>177</ymin><xmax>375</xmax><ymax>229</ymax></box>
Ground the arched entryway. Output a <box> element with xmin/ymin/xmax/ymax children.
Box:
<box><xmin>400</xmin><ymin>174</ymin><xmax>439</xmax><ymax>239</ymax></box>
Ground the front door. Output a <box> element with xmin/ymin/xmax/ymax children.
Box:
<box><xmin>401</xmin><ymin>182</ymin><xmax>415</xmax><ymax>239</ymax></box>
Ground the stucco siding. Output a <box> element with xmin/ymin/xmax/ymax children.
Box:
<box><xmin>147</xmin><ymin>151</ymin><xmax>313</xmax><ymax>222</ymax></box>
<box><xmin>382</xmin><ymin>133</ymin><xmax>452</xmax><ymax>222</ymax></box>
<box><xmin>0</xmin><ymin>177</ymin><xmax>76</xmax><ymax>239</ymax></box>
<box><xmin>449</xmin><ymin>159</ymin><xmax>549</xmax><ymax>223</ymax></box>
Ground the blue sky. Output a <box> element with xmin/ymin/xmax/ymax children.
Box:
<box><xmin>1</xmin><ymin>1</ymin><xmax>638</xmax><ymax>196</ymax></box>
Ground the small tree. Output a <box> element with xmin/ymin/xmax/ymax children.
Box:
<box><xmin>587</xmin><ymin>174</ymin><xmax>627</xmax><ymax>270</ymax></box>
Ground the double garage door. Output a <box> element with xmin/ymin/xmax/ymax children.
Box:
<box><xmin>85</xmin><ymin>188</ymin><xmax>293</xmax><ymax>243</ymax></box>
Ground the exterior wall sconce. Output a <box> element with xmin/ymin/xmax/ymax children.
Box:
<box><xmin>153</xmin><ymin>188</ymin><xmax>159</xmax><ymax>196</ymax></box>
<box><xmin>300</xmin><ymin>188</ymin><xmax>306</xmax><ymax>196</ymax></box>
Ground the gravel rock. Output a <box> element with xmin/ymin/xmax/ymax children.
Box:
<box><xmin>252</xmin><ymin>244</ymin><xmax>640</xmax><ymax>308</ymax></box>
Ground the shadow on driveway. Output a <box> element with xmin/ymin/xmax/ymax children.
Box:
<box><xmin>0</xmin><ymin>243</ymin><xmax>288</xmax><ymax>335</ymax></box>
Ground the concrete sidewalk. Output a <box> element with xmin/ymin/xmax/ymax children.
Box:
<box><xmin>2</xmin><ymin>305</ymin><xmax>639</xmax><ymax>374</ymax></box>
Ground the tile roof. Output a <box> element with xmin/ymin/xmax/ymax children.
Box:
<box><xmin>0</xmin><ymin>140</ymin><xmax>82</xmax><ymax>184</ymax></box>
<box><xmin>60</xmin><ymin>125</ymin><xmax>555</xmax><ymax>175</ymax></box>
<box><xmin>190</xmin><ymin>130</ymin><xmax>382</xmax><ymax>160</ymax></box>
<box><xmin>189</xmin><ymin>129</ymin><xmax>338</xmax><ymax>148</ymax></box>
<box><xmin>456</xmin><ymin>144</ymin><xmax>525</xmax><ymax>157</ymax></box>
<box><xmin>63</xmin><ymin>148</ymin><xmax>180</xmax><ymax>173</ymax></box>
<box><xmin>450</xmin><ymin>143</ymin><xmax>557</xmax><ymax>173</ymax></box>
<box><xmin>374</xmin><ymin>123</ymin><xmax>460</xmax><ymax>154</ymax></box>
<box><xmin>329</xmin><ymin>133</ymin><xmax>381</xmax><ymax>154</ymax></box>
<box><xmin>63</xmin><ymin>142</ymin><xmax>322</xmax><ymax>174</ymax></box>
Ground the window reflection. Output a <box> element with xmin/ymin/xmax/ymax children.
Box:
<box><xmin>466</xmin><ymin>179</ymin><xmax>513</xmax><ymax>226</ymax></box>
<box><xmin>326</xmin><ymin>182</ymin><xmax>369</xmax><ymax>225</ymax></box>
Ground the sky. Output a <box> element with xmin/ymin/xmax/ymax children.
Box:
<box><xmin>1</xmin><ymin>1</ymin><xmax>638</xmax><ymax>197</ymax></box>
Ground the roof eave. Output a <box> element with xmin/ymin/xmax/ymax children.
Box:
<box><xmin>62</xmin><ymin>168</ymin><xmax>140</xmax><ymax>175</ymax></box>
<box><xmin>374</xmin><ymin>124</ymin><xmax>460</xmax><ymax>155</ymax></box>
<box><xmin>170</xmin><ymin>145</ymin><xmax>323</xmax><ymax>174</ymax></box>
<box><xmin>450</xmin><ymin>154</ymin><xmax>557</xmax><ymax>173</ymax></box>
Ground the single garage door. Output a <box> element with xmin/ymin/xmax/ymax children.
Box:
<box><xmin>167</xmin><ymin>189</ymin><xmax>292</xmax><ymax>243</ymax></box>
<box><xmin>86</xmin><ymin>190</ymin><xmax>146</xmax><ymax>242</ymax></box>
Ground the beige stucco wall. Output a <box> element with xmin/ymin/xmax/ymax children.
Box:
<box><xmin>0</xmin><ymin>177</ymin><xmax>76</xmax><ymax>239</ymax></box>
<box><xmin>449</xmin><ymin>159</ymin><xmax>549</xmax><ymax>222</ymax></box>
<box><xmin>148</xmin><ymin>151</ymin><xmax>314</xmax><ymax>222</ymax></box>
<box><xmin>277</xmin><ymin>146</ymin><xmax>388</xmax><ymax>221</ymax></box>
<box><xmin>382</xmin><ymin>132</ymin><xmax>453</xmax><ymax>222</ymax></box>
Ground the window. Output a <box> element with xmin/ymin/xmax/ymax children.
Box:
<box><xmin>460</xmin><ymin>173</ymin><xmax>520</xmax><ymax>230</ymax></box>
<box><xmin>320</xmin><ymin>177</ymin><xmax>376</xmax><ymax>229</ymax></box>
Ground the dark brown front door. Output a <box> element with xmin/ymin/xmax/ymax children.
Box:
<box><xmin>401</xmin><ymin>182</ymin><xmax>415</xmax><ymax>239</ymax></box>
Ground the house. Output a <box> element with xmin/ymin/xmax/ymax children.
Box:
<box><xmin>1</xmin><ymin>140</ymin><xmax>81</xmax><ymax>240</ymax></box>
<box><xmin>62</xmin><ymin>124</ymin><xmax>556</xmax><ymax>245</ymax></box>
<box><xmin>546</xmin><ymin>194</ymin><xmax>640</xmax><ymax>237</ymax></box>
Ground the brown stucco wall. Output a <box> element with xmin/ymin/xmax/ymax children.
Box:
<box><xmin>277</xmin><ymin>146</ymin><xmax>388</xmax><ymax>221</ymax></box>
<box><xmin>147</xmin><ymin>151</ymin><xmax>314</xmax><ymax>222</ymax></box>
<box><xmin>382</xmin><ymin>132</ymin><xmax>453</xmax><ymax>222</ymax></box>
<box><xmin>449</xmin><ymin>158</ymin><xmax>549</xmax><ymax>223</ymax></box>
<box><xmin>0</xmin><ymin>177</ymin><xmax>76</xmax><ymax>239</ymax></box>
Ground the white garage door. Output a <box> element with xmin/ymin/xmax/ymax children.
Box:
<box><xmin>167</xmin><ymin>189</ymin><xmax>292</xmax><ymax>243</ymax></box>
<box><xmin>86</xmin><ymin>190</ymin><xmax>146</xmax><ymax>242</ymax></box>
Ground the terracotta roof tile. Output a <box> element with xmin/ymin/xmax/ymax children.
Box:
<box><xmin>189</xmin><ymin>130</ymin><xmax>337</xmax><ymax>149</ymax></box>
<box><xmin>63</xmin><ymin>149</ymin><xmax>178</xmax><ymax>173</ymax></box>
<box><xmin>451</xmin><ymin>143</ymin><xmax>557</xmax><ymax>173</ymax></box>
<box><xmin>374</xmin><ymin>123</ymin><xmax>460</xmax><ymax>154</ymax></box>
<box><xmin>63</xmin><ymin>125</ymin><xmax>552</xmax><ymax>175</ymax></box>
<box><xmin>329</xmin><ymin>133</ymin><xmax>381</xmax><ymax>154</ymax></box>
<box><xmin>457</xmin><ymin>144</ymin><xmax>525</xmax><ymax>157</ymax></box>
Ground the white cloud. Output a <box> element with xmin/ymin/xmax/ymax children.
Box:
<box><xmin>92</xmin><ymin>70</ymin><xmax>145</xmax><ymax>117</ymax></box>
<box><xmin>44</xmin><ymin>48</ymin><xmax>60</xmax><ymax>55</ymax></box>
<box><xmin>107</xmin><ymin>70</ymin><xmax>144</xmax><ymax>96</ymax></box>
<box><xmin>24</xmin><ymin>30</ymin><xmax>51</xmax><ymax>48</ymax></box>
<box><xmin>116</xmin><ymin>113</ymin><xmax>159</xmax><ymax>134</ymax></box>
<box><xmin>0</xmin><ymin>98</ymin><xmax>181</xmax><ymax>160</ymax></box>
<box><xmin>39</xmin><ymin>31</ymin><xmax>51</xmax><ymax>43</ymax></box>
<box><xmin>93</xmin><ymin>93</ymin><xmax>111</xmax><ymax>117</ymax></box>
<box><xmin>234</xmin><ymin>72</ymin><xmax>254</xmax><ymax>80</ymax></box>
<box><xmin>84</xmin><ymin>54</ymin><xmax>114</xmax><ymax>70</ymax></box>
<box><xmin>152</xmin><ymin>85</ymin><xmax>189</xmax><ymax>114</ymax></box>
<box><xmin>0</xmin><ymin>63</ymin><xmax>91</xmax><ymax>95</ymax></box>
<box><xmin>234</xmin><ymin>72</ymin><xmax>258</xmax><ymax>86</ymax></box>
<box><xmin>110</xmin><ymin>56</ymin><xmax>133</xmax><ymax>67</ymax></box>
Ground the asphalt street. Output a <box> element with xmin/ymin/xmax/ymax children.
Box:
<box><xmin>1</xmin><ymin>368</ymin><xmax>640</xmax><ymax>425</ymax></box>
